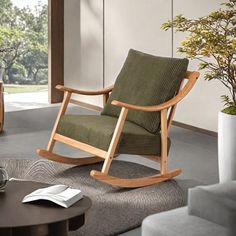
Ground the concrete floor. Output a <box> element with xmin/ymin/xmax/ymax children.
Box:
<box><xmin>5</xmin><ymin>91</ymin><xmax>49</xmax><ymax>112</ymax></box>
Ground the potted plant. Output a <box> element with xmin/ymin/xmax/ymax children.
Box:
<box><xmin>161</xmin><ymin>0</ymin><xmax>236</xmax><ymax>182</ymax></box>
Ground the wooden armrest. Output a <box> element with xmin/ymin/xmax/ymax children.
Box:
<box><xmin>56</xmin><ymin>84</ymin><xmax>114</xmax><ymax>95</ymax></box>
<box><xmin>0</xmin><ymin>81</ymin><xmax>3</xmax><ymax>92</ymax></box>
<box><xmin>112</xmin><ymin>71</ymin><xmax>200</xmax><ymax>112</ymax></box>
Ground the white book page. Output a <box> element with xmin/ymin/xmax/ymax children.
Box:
<box><xmin>57</xmin><ymin>188</ymin><xmax>81</xmax><ymax>200</ymax></box>
<box><xmin>22</xmin><ymin>185</ymin><xmax>83</xmax><ymax>208</ymax></box>
<box><xmin>33</xmin><ymin>185</ymin><xmax>69</xmax><ymax>195</ymax></box>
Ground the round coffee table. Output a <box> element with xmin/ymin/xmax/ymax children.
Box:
<box><xmin>0</xmin><ymin>181</ymin><xmax>92</xmax><ymax>236</ymax></box>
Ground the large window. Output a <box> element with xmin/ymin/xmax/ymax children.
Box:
<box><xmin>0</xmin><ymin>0</ymin><xmax>48</xmax><ymax>111</ymax></box>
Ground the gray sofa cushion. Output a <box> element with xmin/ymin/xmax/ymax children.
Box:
<box><xmin>142</xmin><ymin>207</ymin><xmax>229</xmax><ymax>236</ymax></box>
<box><xmin>188</xmin><ymin>181</ymin><xmax>236</xmax><ymax>231</ymax></box>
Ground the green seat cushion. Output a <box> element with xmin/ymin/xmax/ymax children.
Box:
<box><xmin>102</xmin><ymin>49</ymin><xmax>189</xmax><ymax>134</ymax></box>
<box><xmin>57</xmin><ymin>115</ymin><xmax>171</xmax><ymax>155</ymax></box>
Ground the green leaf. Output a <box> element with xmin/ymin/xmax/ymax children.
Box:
<box><xmin>222</xmin><ymin>105</ymin><xmax>236</xmax><ymax>115</ymax></box>
<box><xmin>162</xmin><ymin>0</ymin><xmax>236</xmax><ymax>108</ymax></box>
<box><xmin>199</xmin><ymin>62</ymin><xmax>209</xmax><ymax>69</ymax></box>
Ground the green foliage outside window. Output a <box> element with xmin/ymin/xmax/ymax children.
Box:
<box><xmin>0</xmin><ymin>0</ymin><xmax>48</xmax><ymax>85</ymax></box>
<box><xmin>162</xmin><ymin>0</ymin><xmax>236</xmax><ymax>115</ymax></box>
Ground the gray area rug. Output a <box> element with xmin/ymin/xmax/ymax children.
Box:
<box><xmin>0</xmin><ymin>159</ymin><xmax>198</xmax><ymax>236</ymax></box>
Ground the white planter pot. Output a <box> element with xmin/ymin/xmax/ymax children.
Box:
<box><xmin>218</xmin><ymin>111</ymin><xmax>236</xmax><ymax>183</ymax></box>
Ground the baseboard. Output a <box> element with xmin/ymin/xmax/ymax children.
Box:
<box><xmin>70</xmin><ymin>99</ymin><xmax>103</xmax><ymax>112</ymax></box>
<box><xmin>172</xmin><ymin>121</ymin><xmax>217</xmax><ymax>137</ymax></box>
<box><xmin>70</xmin><ymin>99</ymin><xmax>217</xmax><ymax>137</ymax></box>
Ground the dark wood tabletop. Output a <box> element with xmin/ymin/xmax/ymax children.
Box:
<box><xmin>0</xmin><ymin>181</ymin><xmax>91</xmax><ymax>229</ymax></box>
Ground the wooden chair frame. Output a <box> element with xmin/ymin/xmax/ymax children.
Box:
<box><xmin>37</xmin><ymin>71</ymin><xmax>200</xmax><ymax>188</ymax></box>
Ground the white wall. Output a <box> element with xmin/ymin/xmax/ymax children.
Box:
<box><xmin>64</xmin><ymin>0</ymin><xmax>226</xmax><ymax>132</ymax></box>
<box><xmin>173</xmin><ymin>0</ymin><xmax>225</xmax><ymax>132</ymax></box>
<box><xmin>64</xmin><ymin>0</ymin><xmax>103</xmax><ymax>106</ymax></box>
<box><xmin>104</xmin><ymin>0</ymin><xmax>172</xmax><ymax>86</ymax></box>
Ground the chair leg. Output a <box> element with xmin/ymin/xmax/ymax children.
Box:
<box><xmin>47</xmin><ymin>139</ymin><xmax>56</xmax><ymax>152</ymax></box>
<box><xmin>160</xmin><ymin>109</ymin><xmax>168</xmax><ymax>175</ymax></box>
<box><xmin>101</xmin><ymin>107</ymin><xmax>128</xmax><ymax>174</ymax></box>
<box><xmin>46</xmin><ymin>91</ymin><xmax>71</xmax><ymax>152</ymax></box>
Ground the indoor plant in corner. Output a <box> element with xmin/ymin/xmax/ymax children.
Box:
<box><xmin>162</xmin><ymin>0</ymin><xmax>236</xmax><ymax>182</ymax></box>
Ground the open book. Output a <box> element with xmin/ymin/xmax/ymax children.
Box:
<box><xmin>22</xmin><ymin>184</ymin><xmax>83</xmax><ymax>208</ymax></box>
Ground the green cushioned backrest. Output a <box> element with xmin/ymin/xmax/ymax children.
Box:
<box><xmin>102</xmin><ymin>49</ymin><xmax>189</xmax><ymax>134</ymax></box>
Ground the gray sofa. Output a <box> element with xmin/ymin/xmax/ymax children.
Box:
<box><xmin>142</xmin><ymin>181</ymin><xmax>236</xmax><ymax>236</ymax></box>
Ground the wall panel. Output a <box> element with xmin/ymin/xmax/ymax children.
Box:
<box><xmin>173</xmin><ymin>0</ymin><xmax>225</xmax><ymax>132</ymax></box>
<box><xmin>104</xmin><ymin>0</ymin><xmax>172</xmax><ymax>87</ymax></box>
<box><xmin>64</xmin><ymin>0</ymin><xmax>103</xmax><ymax>107</ymax></box>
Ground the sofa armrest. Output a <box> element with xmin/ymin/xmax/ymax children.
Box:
<box><xmin>188</xmin><ymin>181</ymin><xmax>236</xmax><ymax>230</ymax></box>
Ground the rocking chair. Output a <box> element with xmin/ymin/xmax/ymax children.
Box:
<box><xmin>37</xmin><ymin>49</ymin><xmax>199</xmax><ymax>188</ymax></box>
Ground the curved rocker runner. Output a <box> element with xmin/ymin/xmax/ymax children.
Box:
<box><xmin>37</xmin><ymin>49</ymin><xmax>199</xmax><ymax>188</ymax></box>
<box><xmin>37</xmin><ymin>149</ymin><xmax>104</xmax><ymax>165</ymax></box>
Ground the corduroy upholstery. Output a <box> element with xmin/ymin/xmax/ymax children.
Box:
<box><xmin>57</xmin><ymin>115</ymin><xmax>171</xmax><ymax>155</ymax></box>
<box><xmin>102</xmin><ymin>49</ymin><xmax>189</xmax><ymax>134</ymax></box>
